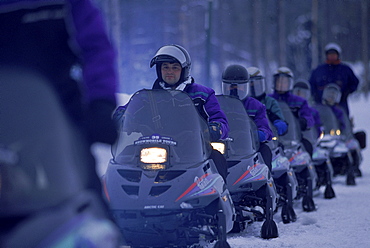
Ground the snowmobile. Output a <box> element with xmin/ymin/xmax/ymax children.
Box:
<box><xmin>214</xmin><ymin>95</ymin><xmax>279</xmax><ymax>239</ymax></box>
<box><xmin>337</xmin><ymin>105</ymin><xmax>365</xmax><ymax>178</ymax></box>
<box><xmin>313</xmin><ymin>103</ymin><xmax>356</xmax><ymax>186</ymax></box>
<box><xmin>277</xmin><ymin>101</ymin><xmax>318</xmax><ymax>212</ymax></box>
<box><xmin>267</xmin><ymin>121</ymin><xmax>299</xmax><ymax>224</ymax></box>
<box><xmin>0</xmin><ymin>69</ymin><xmax>120</xmax><ymax>247</ymax></box>
<box><xmin>103</xmin><ymin>89</ymin><xmax>235</xmax><ymax>248</ymax></box>
<box><xmin>301</xmin><ymin>115</ymin><xmax>336</xmax><ymax>199</ymax></box>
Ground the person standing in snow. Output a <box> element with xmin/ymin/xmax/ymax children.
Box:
<box><xmin>221</xmin><ymin>64</ymin><xmax>274</xmax><ymax>171</ymax></box>
<box><xmin>309</xmin><ymin>42</ymin><xmax>359</xmax><ymax>115</ymax></box>
<box><xmin>114</xmin><ymin>44</ymin><xmax>229</xmax><ymax>181</ymax></box>
<box><xmin>246</xmin><ymin>66</ymin><xmax>288</xmax><ymax>136</ymax></box>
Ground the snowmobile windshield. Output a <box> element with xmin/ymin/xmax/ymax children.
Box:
<box><xmin>277</xmin><ymin>101</ymin><xmax>302</xmax><ymax>147</ymax></box>
<box><xmin>112</xmin><ymin>89</ymin><xmax>211</xmax><ymax>168</ymax></box>
<box><xmin>216</xmin><ymin>95</ymin><xmax>259</xmax><ymax>158</ymax></box>
<box><xmin>314</xmin><ymin>104</ymin><xmax>341</xmax><ymax>135</ymax></box>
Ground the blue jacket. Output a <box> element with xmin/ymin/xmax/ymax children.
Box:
<box><xmin>269</xmin><ymin>92</ymin><xmax>315</xmax><ymax>130</ymax></box>
<box><xmin>309</xmin><ymin>62</ymin><xmax>359</xmax><ymax>115</ymax></box>
<box><xmin>242</xmin><ymin>97</ymin><xmax>273</xmax><ymax>141</ymax></box>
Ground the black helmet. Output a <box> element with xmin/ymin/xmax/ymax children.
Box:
<box><xmin>150</xmin><ymin>44</ymin><xmax>191</xmax><ymax>84</ymax></box>
<box><xmin>292</xmin><ymin>79</ymin><xmax>311</xmax><ymax>100</ymax></box>
<box><xmin>222</xmin><ymin>64</ymin><xmax>250</xmax><ymax>100</ymax></box>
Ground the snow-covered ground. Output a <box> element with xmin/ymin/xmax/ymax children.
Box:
<box><xmin>93</xmin><ymin>94</ymin><xmax>370</xmax><ymax>248</ymax></box>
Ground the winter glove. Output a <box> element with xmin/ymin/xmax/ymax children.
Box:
<box><xmin>208</xmin><ymin>122</ymin><xmax>222</xmax><ymax>142</ymax></box>
<box><xmin>273</xmin><ymin>119</ymin><xmax>288</xmax><ymax>136</ymax></box>
<box><xmin>86</xmin><ymin>99</ymin><xmax>118</xmax><ymax>145</ymax></box>
<box><xmin>299</xmin><ymin>117</ymin><xmax>307</xmax><ymax>131</ymax></box>
<box><xmin>258</xmin><ymin>130</ymin><xmax>266</xmax><ymax>142</ymax></box>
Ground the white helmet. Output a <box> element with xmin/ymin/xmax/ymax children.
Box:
<box><xmin>273</xmin><ymin>67</ymin><xmax>294</xmax><ymax>93</ymax></box>
<box><xmin>150</xmin><ymin>44</ymin><xmax>191</xmax><ymax>83</ymax></box>
<box><xmin>247</xmin><ymin>67</ymin><xmax>266</xmax><ymax>98</ymax></box>
<box><xmin>322</xmin><ymin>83</ymin><xmax>342</xmax><ymax>106</ymax></box>
<box><xmin>325</xmin><ymin>42</ymin><xmax>342</xmax><ymax>55</ymax></box>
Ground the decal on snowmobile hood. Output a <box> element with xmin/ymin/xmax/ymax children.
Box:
<box><xmin>134</xmin><ymin>134</ymin><xmax>177</xmax><ymax>146</ymax></box>
<box><xmin>175</xmin><ymin>173</ymin><xmax>221</xmax><ymax>202</ymax></box>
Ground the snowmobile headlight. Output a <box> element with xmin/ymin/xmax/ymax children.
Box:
<box><xmin>140</xmin><ymin>147</ymin><xmax>167</xmax><ymax>164</ymax></box>
<box><xmin>272</xmin><ymin>136</ymin><xmax>278</xmax><ymax>141</ymax></box>
<box><xmin>319</xmin><ymin>131</ymin><xmax>324</xmax><ymax>140</ymax></box>
<box><xmin>211</xmin><ymin>142</ymin><xmax>225</xmax><ymax>154</ymax></box>
<box><xmin>336</xmin><ymin>129</ymin><xmax>341</xmax><ymax>136</ymax></box>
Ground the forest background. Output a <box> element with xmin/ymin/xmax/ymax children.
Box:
<box><xmin>92</xmin><ymin>0</ymin><xmax>369</xmax><ymax>97</ymax></box>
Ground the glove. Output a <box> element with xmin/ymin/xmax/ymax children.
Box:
<box><xmin>299</xmin><ymin>117</ymin><xmax>307</xmax><ymax>131</ymax></box>
<box><xmin>208</xmin><ymin>122</ymin><xmax>222</xmax><ymax>142</ymax></box>
<box><xmin>273</xmin><ymin>119</ymin><xmax>288</xmax><ymax>136</ymax></box>
<box><xmin>86</xmin><ymin>99</ymin><xmax>118</xmax><ymax>145</ymax></box>
<box><xmin>258</xmin><ymin>130</ymin><xmax>266</xmax><ymax>142</ymax></box>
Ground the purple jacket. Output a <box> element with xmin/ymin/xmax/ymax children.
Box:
<box><xmin>0</xmin><ymin>0</ymin><xmax>117</xmax><ymax>116</ymax></box>
<box><xmin>309</xmin><ymin>62</ymin><xmax>359</xmax><ymax>115</ymax></box>
<box><xmin>269</xmin><ymin>92</ymin><xmax>315</xmax><ymax>129</ymax></box>
<box><xmin>331</xmin><ymin>105</ymin><xmax>346</xmax><ymax>131</ymax></box>
<box><xmin>242</xmin><ymin>97</ymin><xmax>273</xmax><ymax>141</ymax></box>
<box><xmin>152</xmin><ymin>78</ymin><xmax>229</xmax><ymax>139</ymax></box>
<box><xmin>310</xmin><ymin>106</ymin><xmax>323</xmax><ymax>137</ymax></box>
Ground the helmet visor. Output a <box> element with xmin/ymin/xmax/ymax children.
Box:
<box><xmin>292</xmin><ymin>87</ymin><xmax>311</xmax><ymax>100</ymax></box>
<box><xmin>274</xmin><ymin>74</ymin><xmax>293</xmax><ymax>92</ymax></box>
<box><xmin>150</xmin><ymin>46</ymin><xmax>188</xmax><ymax>68</ymax></box>
<box><xmin>322</xmin><ymin>85</ymin><xmax>341</xmax><ymax>105</ymax></box>
<box><xmin>249</xmin><ymin>76</ymin><xmax>265</xmax><ymax>97</ymax></box>
<box><xmin>222</xmin><ymin>82</ymin><xmax>248</xmax><ymax>100</ymax></box>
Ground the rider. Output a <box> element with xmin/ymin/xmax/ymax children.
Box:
<box><xmin>221</xmin><ymin>64</ymin><xmax>273</xmax><ymax>171</ymax></box>
<box><xmin>269</xmin><ymin>67</ymin><xmax>315</xmax><ymax>156</ymax></box>
<box><xmin>321</xmin><ymin>83</ymin><xmax>346</xmax><ymax>131</ymax></box>
<box><xmin>246</xmin><ymin>66</ymin><xmax>288</xmax><ymax>136</ymax></box>
<box><xmin>269</xmin><ymin>67</ymin><xmax>314</xmax><ymax>132</ymax></box>
<box><xmin>114</xmin><ymin>44</ymin><xmax>229</xmax><ymax>180</ymax></box>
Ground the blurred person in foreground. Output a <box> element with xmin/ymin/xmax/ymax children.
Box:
<box><xmin>0</xmin><ymin>0</ymin><xmax>120</xmax><ymax>246</ymax></box>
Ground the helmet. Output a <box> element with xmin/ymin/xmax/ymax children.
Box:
<box><xmin>325</xmin><ymin>42</ymin><xmax>342</xmax><ymax>55</ymax></box>
<box><xmin>222</xmin><ymin>64</ymin><xmax>249</xmax><ymax>100</ymax></box>
<box><xmin>273</xmin><ymin>67</ymin><xmax>294</xmax><ymax>93</ymax></box>
<box><xmin>247</xmin><ymin>67</ymin><xmax>266</xmax><ymax>98</ymax></box>
<box><xmin>322</xmin><ymin>83</ymin><xmax>342</xmax><ymax>106</ymax></box>
<box><xmin>150</xmin><ymin>44</ymin><xmax>191</xmax><ymax>83</ymax></box>
<box><xmin>292</xmin><ymin>79</ymin><xmax>311</xmax><ymax>100</ymax></box>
